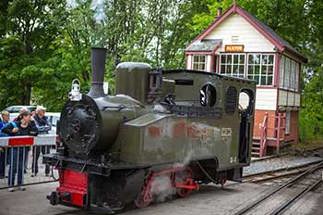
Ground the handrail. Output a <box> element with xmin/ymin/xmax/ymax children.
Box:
<box><xmin>276</xmin><ymin>112</ymin><xmax>286</xmax><ymax>149</ymax></box>
<box><xmin>0</xmin><ymin>134</ymin><xmax>57</xmax><ymax>147</ymax></box>
<box><xmin>259</xmin><ymin>112</ymin><xmax>268</xmax><ymax>157</ymax></box>
<box><xmin>255</xmin><ymin>112</ymin><xmax>286</xmax><ymax>157</ymax></box>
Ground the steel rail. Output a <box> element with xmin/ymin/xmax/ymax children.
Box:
<box><xmin>234</xmin><ymin>161</ymin><xmax>323</xmax><ymax>215</ymax></box>
<box><xmin>243</xmin><ymin>159</ymin><xmax>323</xmax><ymax>179</ymax></box>
<box><xmin>270</xmin><ymin>178</ymin><xmax>322</xmax><ymax>215</ymax></box>
<box><xmin>251</xmin><ymin>153</ymin><xmax>287</xmax><ymax>163</ymax></box>
<box><xmin>244</xmin><ymin>165</ymin><xmax>318</xmax><ymax>183</ymax></box>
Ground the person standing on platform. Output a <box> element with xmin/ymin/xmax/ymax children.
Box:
<box><xmin>0</xmin><ymin>111</ymin><xmax>11</xmax><ymax>133</ymax></box>
<box><xmin>13</xmin><ymin>107</ymin><xmax>28</xmax><ymax>122</ymax></box>
<box><xmin>2</xmin><ymin>111</ymin><xmax>38</xmax><ymax>191</ymax></box>
<box><xmin>32</xmin><ymin>106</ymin><xmax>51</xmax><ymax>177</ymax></box>
<box><xmin>0</xmin><ymin>111</ymin><xmax>10</xmax><ymax>179</ymax></box>
<box><xmin>14</xmin><ymin>108</ymin><xmax>35</xmax><ymax>174</ymax></box>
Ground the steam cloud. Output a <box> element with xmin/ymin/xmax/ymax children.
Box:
<box><xmin>90</xmin><ymin>0</ymin><xmax>106</xmax><ymax>23</ymax></box>
<box><xmin>66</xmin><ymin>0</ymin><xmax>78</xmax><ymax>8</ymax></box>
<box><xmin>66</xmin><ymin>0</ymin><xmax>107</xmax><ymax>23</ymax></box>
<box><xmin>151</xmin><ymin>175</ymin><xmax>176</xmax><ymax>203</ymax></box>
<box><xmin>149</xmin><ymin>150</ymin><xmax>195</xmax><ymax>203</ymax></box>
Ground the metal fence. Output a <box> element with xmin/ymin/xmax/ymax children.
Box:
<box><xmin>0</xmin><ymin>135</ymin><xmax>58</xmax><ymax>191</ymax></box>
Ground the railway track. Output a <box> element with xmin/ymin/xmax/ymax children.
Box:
<box><xmin>235</xmin><ymin>161</ymin><xmax>323</xmax><ymax>215</ymax></box>
<box><xmin>251</xmin><ymin>153</ymin><xmax>288</xmax><ymax>163</ymax></box>
<box><xmin>243</xmin><ymin>159</ymin><xmax>323</xmax><ymax>184</ymax></box>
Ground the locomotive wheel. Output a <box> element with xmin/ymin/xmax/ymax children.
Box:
<box><xmin>134</xmin><ymin>193</ymin><xmax>152</xmax><ymax>209</ymax></box>
<box><xmin>134</xmin><ymin>173</ymin><xmax>153</xmax><ymax>208</ymax></box>
<box><xmin>219</xmin><ymin>177</ymin><xmax>227</xmax><ymax>186</ymax></box>
<box><xmin>217</xmin><ymin>172</ymin><xmax>227</xmax><ymax>187</ymax></box>
<box><xmin>175</xmin><ymin>167</ymin><xmax>193</xmax><ymax>198</ymax></box>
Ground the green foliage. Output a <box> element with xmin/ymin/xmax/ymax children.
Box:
<box><xmin>0</xmin><ymin>0</ymin><xmax>212</xmax><ymax>111</ymax></box>
<box><xmin>0</xmin><ymin>0</ymin><xmax>67</xmax><ymax>110</ymax></box>
<box><xmin>300</xmin><ymin>68</ymin><xmax>323</xmax><ymax>142</ymax></box>
<box><xmin>189</xmin><ymin>0</ymin><xmax>231</xmax><ymax>34</ymax></box>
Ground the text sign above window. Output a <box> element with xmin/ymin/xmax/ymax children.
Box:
<box><xmin>225</xmin><ymin>45</ymin><xmax>244</xmax><ymax>53</ymax></box>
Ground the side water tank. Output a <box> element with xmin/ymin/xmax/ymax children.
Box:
<box><xmin>116</xmin><ymin>62</ymin><xmax>151</xmax><ymax>104</ymax></box>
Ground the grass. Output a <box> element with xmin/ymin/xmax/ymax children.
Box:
<box><xmin>289</xmin><ymin>139</ymin><xmax>323</xmax><ymax>155</ymax></box>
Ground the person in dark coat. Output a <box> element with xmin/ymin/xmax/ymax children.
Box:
<box><xmin>32</xmin><ymin>106</ymin><xmax>51</xmax><ymax>177</ymax></box>
<box><xmin>2</xmin><ymin>111</ymin><xmax>38</xmax><ymax>191</ymax></box>
<box><xmin>14</xmin><ymin>107</ymin><xmax>34</xmax><ymax>173</ymax></box>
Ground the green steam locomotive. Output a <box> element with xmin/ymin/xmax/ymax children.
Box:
<box><xmin>45</xmin><ymin>48</ymin><xmax>256</xmax><ymax>212</ymax></box>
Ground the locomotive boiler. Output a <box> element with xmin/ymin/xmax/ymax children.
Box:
<box><xmin>45</xmin><ymin>48</ymin><xmax>256</xmax><ymax>212</ymax></box>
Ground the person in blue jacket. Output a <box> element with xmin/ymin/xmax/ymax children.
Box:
<box><xmin>2</xmin><ymin>110</ymin><xmax>38</xmax><ymax>191</ymax></box>
<box><xmin>0</xmin><ymin>111</ymin><xmax>10</xmax><ymax>179</ymax></box>
<box><xmin>0</xmin><ymin>110</ymin><xmax>10</xmax><ymax>133</ymax></box>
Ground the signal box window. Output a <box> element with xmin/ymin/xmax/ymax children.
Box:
<box><xmin>247</xmin><ymin>54</ymin><xmax>274</xmax><ymax>85</ymax></box>
<box><xmin>279</xmin><ymin>56</ymin><xmax>299</xmax><ymax>91</ymax></box>
<box><xmin>220</xmin><ymin>54</ymin><xmax>245</xmax><ymax>78</ymax></box>
<box><xmin>192</xmin><ymin>55</ymin><xmax>207</xmax><ymax>71</ymax></box>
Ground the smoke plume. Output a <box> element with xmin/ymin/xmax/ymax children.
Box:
<box><xmin>90</xmin><ymin>0</ymin><xmax>106</xmax><ymax>23</ymax></box>
<box><xmin>151</xmin><ymin>175</ymin><xmax>176</xmax><ymax>203</ymax></box>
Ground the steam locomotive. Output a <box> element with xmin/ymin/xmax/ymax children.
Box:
<box><xmin>44</xmin><ymin>48</ymin><xmax>256</xmax><ymax>212</ymax></box>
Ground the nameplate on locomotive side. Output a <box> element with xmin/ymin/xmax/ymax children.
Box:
<box><xmin>221</xmin><ymin>128</ymin><xmax>232</xmax><ymax>137</ymax></box>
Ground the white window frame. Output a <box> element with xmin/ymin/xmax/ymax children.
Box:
<box><xmin>279</xmin><ymin>56</ymin><xmax>285</xmax><ymax>88</ymax></box>
<box><xmin>192</xmin><ymin>55</ymin><xmax>207</xmax><ymax>71</ymax></box>
<box><xmin>220</xmin><ymin>53</ymin><xmax>246</xmax><ymax>78</ymax></box>
<box><xmin>295</xmin><ymin>63</ymin><xmax>299</xmax><ymax>91</ymax></box>
<box><xmin>247</xmin><ymin>53</ymin><xmax>275</xmax><ymax>86</ymax></box>
<box><xmin>219</xmin><ymin>53</ymin><xmax>275</xmax><ymax>86</ymax></box>
<box><xmin>280</xmin><ymin>55</ymin><xmax>299</xmax><ymax>92</ymax></box>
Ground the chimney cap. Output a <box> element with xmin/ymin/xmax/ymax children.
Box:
<box><xmin>91</xmin><ymin>47</ymin><xmax>107</xmax><ymax>50</ymax></box>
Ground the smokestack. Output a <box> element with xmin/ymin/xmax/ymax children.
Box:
<box><xmin>217</xmin><ymin>7</ymin><xmax>223</xmax><ymax>18</ymax></box>
<box><xmin>88</xmin><ymin>47</ymin><xmax>107</xmax><ymax>98</ymax></box>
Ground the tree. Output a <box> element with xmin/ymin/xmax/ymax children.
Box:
<box><xmin>0</xmin><ymin>0</ymin><xmax>67</xmax><ymax>108</ymax></box>
<box><xmin>0</xmin><ymin>0</ymin><xmax>10</xmax><ymax>37</ymax></box>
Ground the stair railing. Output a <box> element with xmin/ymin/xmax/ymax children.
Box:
<box><xmin>275</xmin><ymin>112</ymin><xmax>286</xmax><ymax>153</ymax></box>
<box><xmin>259</xmin><ymin>112</ymin><xmax>268</xmax><ymax>157</ymax></box>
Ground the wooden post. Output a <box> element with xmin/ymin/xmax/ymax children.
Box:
<box><xmin>276</xmin><ymin>113</ymin><xmax>281</xmax><ymax>154</ymax></box>
<box><xmin>259</xmin><ymin>112</ymin><xmax>268</xmax><ymax>157</ymax></box>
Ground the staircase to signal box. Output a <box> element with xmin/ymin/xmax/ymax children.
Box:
<box><xmin>251</xmin><ymin>112</ymin><xmax>268</xmax><ymax>157</ymax></box>
<box><xmin>252</xmin><ymin>112</ymin><xmax>286</xmax><ymax>158</ymax></box>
